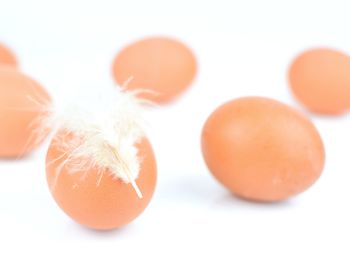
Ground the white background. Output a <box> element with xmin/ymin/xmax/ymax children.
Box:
<box><xmin>1</xmin><ymin>0</ymin><xmax>350</xmax><ymax>263</ymax></box>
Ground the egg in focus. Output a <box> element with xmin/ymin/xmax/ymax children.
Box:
<box><xmin>46</xmin><ymin>132</ymin><xmax>157</xmax><ymax>230</ymax></box>
<box><xmin>112</xmin><ymin>37</ymin><xmax>197</xmax><ymax>104</ymax></box>
<box><xmin>0</xmin><ymin>43</ymin><xmax>17</xmax><ymax>67</ymax></box>
<box><xmin>289</xmin><ymin>48</ymin><xmax>350</xmax><ymax>115</ymax></box>
<box><xmin>201</xmin><ymin>97</ymin><xmax>325</xmax><ymax>202</ymax></box>
<box><xmin>45</xmin><ymin>90</ymin><xmax>157</xmax><ymax>230</ymax></box>
<box><xmin>0</xmin><ymin>68</ymin><xmax>51</xmax><ymax>157</ymax></box>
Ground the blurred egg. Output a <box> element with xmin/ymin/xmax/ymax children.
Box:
<box><xmin>201</xmin><ymin>97</ymin><xmax>325</xmax><ymax>202</ymax></box>
<box><xmin>112</xmin><ymin>37</ymin><xmax>197</xmax><ymax>104</ymax></box>
<box><xmin>46</xmin><ymin>132</ymin><xmax>157</xmax><ymax>230</ymax></box>
<box><xmin>289</xmin><ymin>48</ymin><xmax>350</xmax><ymax>114</ymax></box>
<box><xmin>0</xmin><ymin>44</ymin><xmax>17</xmax><ymax>67</ymax></box>
<box><xmin>0</xmin><ymin>68</ymin><xmax>51</xmax><ymax>157</ymax></box>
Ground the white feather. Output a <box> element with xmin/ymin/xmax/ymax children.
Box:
<box><xmin>45</xmin><ymin>87</ymin><xmax>151</xmax><ymax>198</ymax></box>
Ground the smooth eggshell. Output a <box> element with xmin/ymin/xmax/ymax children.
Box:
<box><xmin>201</xmin><ymin>97</ymin><xmax>325</xmax><ymax>202</ymax></box>
<box><xmin>0</xmin><ymin>68</ymin><xmax>51</xmax><ymax>157</ymax></box>
<box><xmin>289</xmin><ymin>48</ymin><xmax>350</xmax><ymax>114</ymax></box>
<box><xmin>46</xmin><ymin>132</ymin><xmax>157</xmax><ymax>230</ymax></box>
<box><xmin>0</xmin><ymin>44</ymin><xmax>17</xmax><ymax>67</ymax></box>
<box><xmin>112</xmin><ymin>37</ymin><xmax>197</xmax><ymax>104</ymax></box>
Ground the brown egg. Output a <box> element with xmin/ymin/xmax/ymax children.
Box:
<box><xmin>46</xmin><ymin>131</ymin><xmax>157</xmax><ymax>230</ymax></box>
<box><xmin>0</xmin><ymin>44</ymin><xmax>17</xmax><ymax>67</ymax></box>
<box><xmin>289</xmin><ymin>48</ymin><xmax>350</xmax><ymax>114</ymax></box>
<box><xmin>0</xmin><ymin>68</ymin><xmax>51</xmax><ymax>157</ymax></box>
<box><xmin>201</xmin><ymin>97</ymin><xmax>325</xmax><ymax>202</ymax></box>
<box><xmin>112</xmin><ymin>37</ymin><xmax>197</xmax><ymax>104</ymax></box>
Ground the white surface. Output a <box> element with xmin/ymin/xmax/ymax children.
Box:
<box><xmin>1</xmin><ymin>0</ymin><xmax>350</xmax><ymax>263</ymax></box>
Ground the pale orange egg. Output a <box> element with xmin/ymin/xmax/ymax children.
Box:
<box><xmin>46</xmin><ymin>131</ymin><xmax>157</xmax><ymax>230</ymax></box>
<box><xmin>112</xmin><ymin>37</ymin><xmax>197</xmax><ymax>104</ymax></box>
<box><xmin>201</xmin><ymin>97</ymin><xmax>325</xmax><ymax>202</ymax></box>
<box><xmin>0</xmin><ymin>68</ymin><xmax>51</xmax><ymax>157</ymax></box>
<box><xmin>289</xmin><ymin>48</ymin><xmax>350</xmax><ymax>115</ymax></box>
<box><xmin>0</xmin><ymin>44</ymin><xmax>17</xmax><ymax>67</ymax></box>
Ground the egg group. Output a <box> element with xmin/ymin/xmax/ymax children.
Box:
<box><xmin>0</xmin><ymin>44</ymin><xmax>17</xmax><ymax>67</ymax></box>
<box><xmin>0</xmin><ymin>68</ymin><xmax>51</xmax><ymax>157</ymax></box>
<box><xmin>112</xmin><ymin>37</ymin><xmax>197</xmax><ymax>104</ymax></box>
<box><xmin>289</xmin><ymin>48</ymin><xmax>350</xmax><ymax>115</ymax></box>
<box><xmin>201</xmin><ymin>97</ymin><xmax>325</xmax><ymax>202</ymax></box>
